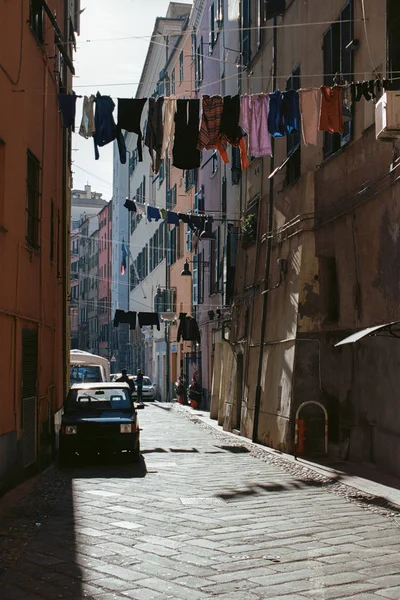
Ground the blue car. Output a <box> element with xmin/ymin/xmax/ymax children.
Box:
<box><xmin>59</xmin><ymin>382</ymin><xmax>144</xmax><ymax>465</ymax></box>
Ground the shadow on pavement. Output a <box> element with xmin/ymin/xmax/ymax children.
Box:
<box><xmin>217</xmin><ymin>445</ymin><xmax>250</xmax><ymax>454</ymax></box>
<box><xmin>217</xmin><ymin>475</ymin><xmax>342</xmax><ymax>501</ymax></box>
<box><xmin>0</xmin><ymin>454</ymin><xmax>148</xmax><ymax>599</ymax></box>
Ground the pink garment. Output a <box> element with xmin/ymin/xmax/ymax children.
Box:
<box><xmin>239</xmin><ymin>94</ymin><xmax>272</xmax><ymax>157</ymax></box>
<box><xmin>298</xmin><ymin>88</ymin><xmax>320</xmax><ymax>146</ymax></box>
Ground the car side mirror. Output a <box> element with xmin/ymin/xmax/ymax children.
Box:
<box><xmin>135</xmin><ymin>403</ymin><xmax>145</xmax><ymax>409</ymax></box>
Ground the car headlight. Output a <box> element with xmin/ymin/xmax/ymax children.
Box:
<box><xmin>120</xmin><ymin>424</ymin><xmax>132</xmax><ymax>434</ymax></box>
<box><xmin>65</xmin><ymin>425</ymin><xmax>77</xmax><ymax>435</ymax></box>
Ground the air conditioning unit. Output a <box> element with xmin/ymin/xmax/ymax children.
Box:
<box><xmin>375</xmin><ymin>91</ymin><xmax>400</xmax><ymax>140</ymax></box>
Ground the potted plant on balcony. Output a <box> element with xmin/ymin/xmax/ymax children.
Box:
<box><xmin>241</xmin><ymin>213</ymin><xmax>257</xmax><ymax>248</ymax></box>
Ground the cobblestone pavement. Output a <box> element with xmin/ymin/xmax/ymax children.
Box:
<box><xmin>1</xmin><ymin>402</ymin><xmax>400</xmax><ymax>600</ymax></box>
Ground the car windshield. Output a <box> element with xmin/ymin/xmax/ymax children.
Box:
<box><xmin>70</xmin><ymin>365</ymin><xmax>103</xmax><ymax>385</ymax></box>
<box><xmin>68</xmin><ymin>388</ymin><xmax>132</xmax><ymax>410</ymax></box>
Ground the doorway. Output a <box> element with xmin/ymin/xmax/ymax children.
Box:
<box><xmin>236</xmin><ymin>353</ymin><xmax>244</xmax><ymax>430</ymax></box>
<box><xmin>22</xmin><ymin>328</ymin><xmax>38</xmax><ymax>469</ymax></box>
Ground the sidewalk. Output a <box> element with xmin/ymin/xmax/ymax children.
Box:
<box><xmin>179</xmin><ymin>404</ymin><xmax>400</xmax><ymax>509</ymax></box>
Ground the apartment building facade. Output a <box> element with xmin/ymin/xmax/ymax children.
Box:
<box><xmin>0</xmin><ymin>0</ymin><xmax>79</xmax><ymax>492</ymax></box>
<box><xmin>98</xmin><ymin>202</ymin><xmax>113</xmax><ymax>359</ymax></box>
<box><xmin>123</xmin><ymin>2</ymin><xmax>193</xmax><ymax>397</ymax></box>
<box><xmin>219</xmin><ymin>0</ymin><xmax>400</xmax><ymax>478</ymax></box>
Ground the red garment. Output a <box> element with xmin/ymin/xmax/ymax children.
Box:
<box><xmin>319</xmin><ymin>86</ymin><xmax>344</xmax><ymax>135</ymax></box>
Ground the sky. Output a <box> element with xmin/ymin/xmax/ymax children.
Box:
<box><xmin>72</xmin><ymin>0</ymin><xmax>174</xmax><ymax>200</ymax></box>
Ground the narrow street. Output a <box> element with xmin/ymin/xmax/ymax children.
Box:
<box><xmin>1</xmin><ymin>403</ymin><xmax>400</xmax><ymax>600</ymax></box>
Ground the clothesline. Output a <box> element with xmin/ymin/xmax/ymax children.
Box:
<box><xmin>17</xmin><ymin>72</ymin><xmax>400</xmax><ymax>95</ymax></box>
<box><xmin>58</xmin><ymin>76</ymin><xmax>392</xmax><ymax>175</ymax></box>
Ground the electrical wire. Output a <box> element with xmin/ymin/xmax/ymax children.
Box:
<box><xmin>360</xmin><ymin>0</ymin><xmax>378</xmax><ymax>77</ymax></box>
<box><xmin>52</xmin><ymin>19</ymin><xmax>365</xmax><ymax>46</ymax></box>
<box><xmin>0</xmin><ymin>0</ymin><xmax>24</xmax><ymax>85</ymax></box>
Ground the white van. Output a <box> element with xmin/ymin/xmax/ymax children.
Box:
<box><xmin>70</xmin><ymin>350</ymin><xmax>111</xmax><ymax>385</ymax></box>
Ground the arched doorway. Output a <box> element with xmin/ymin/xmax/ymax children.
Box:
<box><xmin>295</xmin><ymin>401</ymin><xmax>328</xmax><ymax>458</ymax></box>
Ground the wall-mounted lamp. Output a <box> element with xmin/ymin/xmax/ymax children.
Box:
<box><xmin>181</xmin><ymin>259</ymin><xmax>192</xmax><ymax>277</ymax></box>
<box><xmin>180</xmin><ymin>258</ymin><xmax>210</xmax><ymax>277</ymax></box>
<box><xmin>200</xmin><ymin>218</ymin><xmax>215</xmax><ymax>240</ymax></box>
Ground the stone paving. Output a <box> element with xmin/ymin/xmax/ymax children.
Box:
<box><xmin>1</xmin><ymin>402</ymin><xmax>400</xmax><ymax>599</ymax></box>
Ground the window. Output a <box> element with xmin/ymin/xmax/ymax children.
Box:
<box><xmin>209</xmin><ymin>2</ymin><xmax>216</xmax><ymax>54</ymax></box>
<box><xmin>286</xmin><ymin>66</ymin><xmax>301</xmax><ymax>185</ymax></box>
<box><xmin>387</xmin><ymin>0</ymin><xmax>400</xmax><ymax>89</ymax></box>
<box><xmin>211</xmin><ymin>151</ymin><xmax>218</xmax><ymax>175</ymax></box>
<box><xmin>192</xmin><ymin>254</ymin><xmax>199</xmax><ymax>305</ymax></box>
<box><xmin>323</xmin><ymin>1</ymin><xmax>353</xmax><ymax>159</ymax></box>
<box><xmin>191</xmin><ymin>32</ymin><xmax>197</xmax><ymax>61</ymax></box>
<box><xmin>179</xmin><ymin>50</ymin><xmax>184</xmax><ymax>82</ymax></box>
<box><xmin>30</xmin><ymin>0</ymin><xmax>44</xmax><ymax>43</ymax></box>
<box><xmin>186</xmin><ymin>224</ymin><xmax>192</xmax><ymax>252</ymax></box>
<box><xmin>26</xmin><ymin>150</ymin><xmax>41</xmax><ymax>248</ymax></box>
<box><xmin>185</xmin><ymin>169</ymin><xmax>196</xmax><ymax>192</ymax></box>
<box><xmin>171</xmin><ymin>68</ymin><xmax>176</xmax><ymax>94</ymax></box>
<box><xmin>194</xmin><ymin>186</ymin><xmax>204</xmax><ymax>212</ymax></box>
<box><xmin>319</xmin><ymin>256</ymin><xmax>340</xmax><ymax>323</ymax></box>
<box><xmin>159</xmin><ymin>160</ymin><xmax>165</xmax><ymax>185</ymax></box>
<box><xmin>50</xmin><ymin>198</ymin><xmax>55</xmax><ymax>261</ymax></box>
<box><xmin>241</xmin><ymin>0</ymin><xmax>251</xmax><ymax>65</ymax></box>
<box><xmin>166</xmin><ymin>184</ymin><xmax>177</xmax><ymax>210</ymax></box>
<box><xmin>195</xmin><ymin>38</ymin><xmax>204</xmax><ymax>89</ymax></box>
<box><xmin>165</xmin><ymin>75</ymin><xmax>171</xmax><ymax>97</ymax></box>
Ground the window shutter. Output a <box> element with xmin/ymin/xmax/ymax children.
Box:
<box><xmin>159</xmin><ymin>223</ymin><xmax>164</xmax><ymax>260</ymax></box>
<box><xmin>186</xmin><ymin>223</ymin><xmax>192</xmax><ymax>252</ymax></box>
<box><xmin>192</xmin><ymin>254</ymin><xmax>199</xmax><ymax>305</ymax></box>
<box><xmin>167</xmin><ymin>229</ymin><xmax>171</xmax><ymax>266</ymax></box>
<box><xmin>176</xmin><ymin>224</ymin><xmax>181</xmax><ymax>259</ymax></box>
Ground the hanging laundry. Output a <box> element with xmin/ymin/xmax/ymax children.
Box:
<box><xmin>319</xmin><ymin>86</ymin><xmax>344</xmax><ymax>135</ymax></box>
<box><xmin>217</xmin><ymin>95</ymin><xmax>248</xmax><ymax>169</ymax></box>
<box><xmin>93</xmin><ymin>93</ymin><xmax>127</xmax><ymax>163</ymax></box>
<box><xmin>57</xmin><ymin>93</ymin><xmax>77</xmax><ymax>128</ymax></box>
<box><xmin>239</xmin><ymin>94</ymin><xmax>272</xmax><ymax>157</ymax></box>
<box><xmin>138</xmin><ymin>312</ymin><xmax>160</xmax><ymax>331</ymax></box>
<box><xmin>268</xmin><ymin>90</ymin><xmax>285</xmax><ymax>137</ymax></box>
<box><xmin>298</xmin><ymin>88</ymin><xmax>320</xmax><ymax>146</ymax></box>
<box><xmin>167</xmin><ymin>211</ymin><xmax>180</xmax><ymax>225</ymax></box>
<box><xmin>188</xmin><ymin>215</ymin><xmax>206</xmax><ymax>232</ymax></box>
<box><xmin>231</xmin><ymin>146</ymin><xmax>242</xmax><ymax>184</ymax></box>
<box><xmin>197</xmin><ymin>95</ymin><xmax>224</xmax><ymax>151</ymax></box>
<box><xmin>173</xmin><ymin>99</ymin><xmax>201</xmax><ymax>170</ymax></box>
<box><xmin>124</xmin><ymin>198</ymin><xmax>137</xmax><ymax>212</ymax></box>
<box><xmin>79</xmin><ymin>95</ymin><xmax>95</xmax><ymax>138</ymax></box>
<box><xmin>117</xmin><ymin>98</ymin><xmax>147</xmax><ymax>161</ymax></box>
<box><xmin>161</xmin><ymin>96</ymin><xmax>177</xmax><ymax>159</ymax></box>
<box><xmin>178</xmin><ymin>213</ymin><xmax>190</xmax><ymax>225</ymax></box>
<box><xmin>145</xmin><ymin>97</ymin><xmax>164</xmax><ymax>174</ymax></box>
<box><xmin>177</xmin><ymin>313</ymin><xmax>201</xmax><ymax>343</ymax></box>
<box><xmin>160</xmin><ymin>208</ymin><xmax>167</xmax><ymax>220</ymax></box>
<box><xmin>265</xmin><ymin>0</ymin><xmax>286</xmax><ymax>20</ymax></box>
<box><xmin>136</xmin><ymin>203</ymin><xmax>146</xmax><ymax>216</ymax></box>
<box><xmin>147</xmin><ymin>206</ymin><xmax>161</xmax><ymax>222</ymax></box>
<box><xmin>113</xmin><ymin>310</ymin><xmax>136</xmax><ymax>330</ymax></box>
<box><xmin>350</xmin><ymin>82</ymin><xmax>363</xmax><ymax>103</ymax></box>
<box><xmin>282</xmin><ymin>89</ymin><xmax>300</xmax><ymax>135</ymax></box>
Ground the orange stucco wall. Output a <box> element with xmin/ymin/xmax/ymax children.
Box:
<box><xmin>0</xmin><ymin>0</ymin><xmax>71</xmax><ymax>491</ymax></box>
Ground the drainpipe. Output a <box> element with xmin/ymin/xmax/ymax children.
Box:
<box><xmin>252</xmin><ymin>17</ymin><xmax>277</xmax><ymax>443</ymax></box>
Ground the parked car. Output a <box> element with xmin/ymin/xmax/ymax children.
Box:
<box><xmin>59</xmin><ymin>382</ymin><xmax>144</xmax><ymax>465</ymax></box>
<box><xmin>132</xmin><ymin>376</ymin><xmax>157</xmax><ymax>401</ymax></box>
